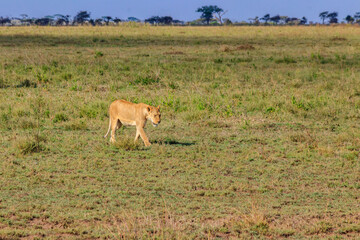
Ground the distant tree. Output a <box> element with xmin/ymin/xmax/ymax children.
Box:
<box><xmin>145</xmin><ymin>16</ymin><xmax>161</xmax><ymax>24</ymax></box>
<box><xmin>223</xmin><ymin>18</ymin><xmax>233</xmax><ymax>25</ymax></box>
<box><xmin>73</xmin><ymin>11</ymin><xmax>90</xmax><ymax>24</ymax></box>
<box><xmin>279</xmin><ymin>16</ymin><xmax>288</xmax><ymax>24</ymax></box>
<box><xmin>248</xmin><ymin>16</ymin><xmax>259</xmax><ymax>25</ymax></box>
<box><xmin>95</xmin><ymin>18</ymin><xmax>103</xmax><ymax>25</ymax></box>
<box><xmin>285</xmin><ymin>17</ymin><xmax>299</xmax><ymax>25</ymax></box>
<box><xmin>88</xmin><ymin>19</ymin><xmax>95</xmax><ymax>26</ymax></box>
<box><xmin>213</xmin><ymin>8</ymin><xmax>227</xmax><ymax>25</ymax></box>
<box><xmin>20</xmin><ymin>14</ymin><xmax>28</xmax><ymax>21</ymax></box>
<box><xmin>270</xmin><ymin>15</ymin><xmax>281</xmax><ymax>24</ymax></box>
<box><xmin>144</xmin><ymin>16</ymin><xmax>173</xmax><ymax>25</ymax></box>
<box><xmin>327</xmin><ymin>12</ymin><xmax>338</xmax><ymax>23</ymax></box>
<box><xmin>19</xmin><ymin>14</ymin><xmax>33</xmax><ymax>25</ymax></box>
<box><xmin>196</xmin><ymin>5</ymin><xmax>223</xmax><ymax>25</ymax></box>
<box><xmin>102</xmin><ymin>16</ymin><xmax>112</xmax><ymax>25</ymax></box>
<box><xmin>0</xmin><ymin>17</ymin><xmax>11</xmax><ymax>25</ymax></box>
<box><xmin>345</xmin><ymin>15</ymin><xmax>354</xmax><ymax>23</ymax></box>
<box><xmin>34</xmin><ymin>17</ymin><xmax>52</xmax><ymax>26</ymax></box>
<box><xmin>319</xmin><ymin>11</ymin><xmax>329</xmax><ymax>24</ymax></box>
<box><xmin>300</xmin><ymin>16</ymin><xmax>307</xmax><ymax>25</ymax></box>
<box><xmin>260</xmin><ymin>14</ymin><xmax>270</xmax><ymax>24</ymax></box>
<box><xmin>354</xmin><ymin>12</ymin><xmax>360</xmax><ymax>22</ymax></box>
<box><xmin>113</xmin><ymin>17</ymin><xmax>122</xmax><ymax>24</ymax></box>
<box><xmin>44</xmin><ymin>15</ymin><xmax>55</xmax><ymax>25</ymax></box>
<box><xmin>160</xmin><ymin>16</ymin><xmax>173</xmax><ymax>25</ymax></box>
<box><xmin>172</xmin><ymin>19</ymin><xmax>184</xmax><ymax>25</ymax></box>
<box><xmin>127</xmin><ymin>17</ymin><xmax>140</xmax><ymax>22</ymax></box>
<box><xmin>54</xmin><ymin>14</ymin><xmax>70</xmax><ymax>25</ymax></box>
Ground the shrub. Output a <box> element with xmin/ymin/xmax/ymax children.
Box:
<box><xmin>53</xmin><ymin>113</ymin><xmax>69</xmax><ymax>123</ymax></box>
<box><xmin>291</xmin><ymin>96</ymin><xmax>311</xmax><ymax>111</ymax></box>
<box><xmin>95</xmin><ymin>51</ymin><xmax>104</xmax><ymax>58</ymax></box>
<box><xmin>266</xmin><ymin>107</ymin><xmax>275</xmax><ymax>113</ymax></box>
<box><xmin>16</xmin><ymin>79</ymin><xmax>37</xmax><ymax>88</ymax></box>
<box><xmin>15</xmin><ymin>136</ymin><xmax>46</xmax><ymax>154</ymax></box>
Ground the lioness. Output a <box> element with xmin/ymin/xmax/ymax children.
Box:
<box><xmin>104</xmin><ymin>99</ymin><xmax>161</xmax><ymax>147</ymax></box>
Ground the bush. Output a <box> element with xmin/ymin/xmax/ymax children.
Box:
<box><xmin>15</xmin><ymin>136</ymin><xmax>46</xmax><ymax>154</ymax></box>
<box><xmin>53</xmin><ymin>113</ymin><xmax>69</xmax><ymax>123</ymax></box>
<box><xmin>95</xmin><ymin>51</ymin><xmax>104</xmax><ymax>58</ymax></box>
<box><xmin>16</xmin><ymin>79</ymin><xmax>37</xmax><ymax>88</ymax></box>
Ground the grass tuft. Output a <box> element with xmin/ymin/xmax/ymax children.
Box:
<box><xmin>15</xmin><ymin>136</ymin><xmax>46</xmax><ymax>154</ymax></box>
<box><xmin>112</xmin><ymin>136</ymin><xmax>142</xmax><ymax>151</ymax></box>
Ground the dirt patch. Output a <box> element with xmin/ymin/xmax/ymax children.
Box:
<box><xmin>28</xmin><ymin>218</ymin><xmax>56</xmax><ymax>230</ymax></box>
<box><xmin>219</xmin><ymin>44</ymin><xmax>255</xmax><ymax>52</ymax></box>
<box><xmin>331</xmin><ymin>37</ymin><xmax>347</xmax><ymax>41</ymax></box>
<box><xmin>236</xmin><ymin>44</ymin><xmax>255</xmax><ymax>50</ymax></box>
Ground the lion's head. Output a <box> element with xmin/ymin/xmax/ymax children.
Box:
<box><xmin>146</xmin><ymin>106</ymin><xmax>161</xmax><ymax>127</ymax></box>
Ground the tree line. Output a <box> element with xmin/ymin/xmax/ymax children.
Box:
<box><xmin>1</xmin><ymin>6</ymin><xmax>360</xmax><ymax>26</ymax></box>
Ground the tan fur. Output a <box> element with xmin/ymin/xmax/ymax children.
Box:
<box><xmin>104</xmin><ymin>99</ymin><xmax>161</xmax><ymax>147</ymax></box>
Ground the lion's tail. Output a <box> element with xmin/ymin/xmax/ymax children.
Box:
<box><xmin>104</xmin><ymin>118</ymin><xmax>111</xmax><ymax>139</ymax></box>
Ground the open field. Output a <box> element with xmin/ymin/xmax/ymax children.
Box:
<box><xmin>0</xmin><ymin>25</ymin><xmax>360</xmax><ymax>239</ymax></box>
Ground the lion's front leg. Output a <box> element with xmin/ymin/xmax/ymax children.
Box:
<box><xmin>136</xmin><ymin>126</ymin><xmax>151</xmax><ymax>147</ymax></box>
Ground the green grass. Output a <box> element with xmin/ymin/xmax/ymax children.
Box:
<box><xmin>0</xmin><ymin>25</ymin><xmax>360</xmax><ymax>239</ymax></box>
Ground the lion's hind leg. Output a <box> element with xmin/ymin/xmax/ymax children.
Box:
<box><xmin>110</xmin><ymin>118</ymin><xmax>122</xmax><ymax>143</ymax></box>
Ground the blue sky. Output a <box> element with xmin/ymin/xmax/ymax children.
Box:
<box><xmin>0</xmin><ymin>0</ymin><xmax>359</xmax><ymax>22</ymax></box>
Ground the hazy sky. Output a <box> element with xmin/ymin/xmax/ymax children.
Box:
<box><xmin>1</xmin><ymin>0</ymin><xmax>359</xmax><ymax>22</ymax></box>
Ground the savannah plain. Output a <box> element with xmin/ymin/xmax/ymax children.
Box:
<box><xmin>0</xmin><ymin>25</ymin><xmax>359</xmax><ymax>239</ymax></box>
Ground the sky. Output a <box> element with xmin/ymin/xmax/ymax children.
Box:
<box><xmin>0</xmin><ymin>0</ymin><xmax>359</xmax><ymax>23</ymax></box>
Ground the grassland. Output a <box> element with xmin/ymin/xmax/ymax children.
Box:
<box><xmin>0</xmin><ymin>25</ymin><xmax>359</xmax><ymax>239</ymax></box>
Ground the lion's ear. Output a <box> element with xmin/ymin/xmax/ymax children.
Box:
<box><xmin>157</xmin><ymin>105</ymin><xmax>160</xmax><ymax>110</ymax></box>
<box><xmin>147</xmin><ymin>106</ymin><xmax>151</xmax><ymax>112</ymax></box>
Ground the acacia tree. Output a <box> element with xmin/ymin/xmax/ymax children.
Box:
<box><xmin>319</xmin><ymin>11</ymin><xmax>329</xmax><ymax>24</ymax></box>
<box><xmin>261</xmin><ymin>14</ymin><xmax>270</xmax><ymax>24</ymax></box>
<box><xmin>102</xmin><ymin>16</ymin><xmax>112</xmax><ymax>25</ymax></box>
<box><xmin>0</xmin><ymin>17</ymin><xmax>11</xmax><ymax>25</ymax></box>
<box><xmin>160</xmin><ymin>16</ymin><xmax>173</xmax><ymax>25</ymax></box>
<box><xmin>300</xmin><ymin>16</ymin><xmax>307</xmax><ymax>25</ymax></box>
<box><xmin>213</xmin><ymin>8</ymin><xmax>227</xmax><ymax>25</ymax></box>
<box><xmin>127</xmin><ymin>17</ymin><xmax>140</xmax><ymax>22</ymax></box>
<box><xmin>327</xmin><ymin>12</ymin><xmax>338</xmax><ymax>23</ymax></box>
<box><xmin>270</xmin><ymin>15</ymin><xmax>281</xmax><ymax>24</ymax></box>
<box><xmin>279</xmin><ymin>16</ymin><xmax>288</xmax><ymax>24</ymax></box>
<box><xmin>113</xmin><ymin>18</ymin><xmax>122</xmax><ymax>24</ymax></box>
<box><xmin>345</xmin><ymin>15</ymin><xmax>354</xmax><ymax>23</ymax></box>
<box><xmin>196</xmin><ymin>5</ymin><xmax>223</xmax><ymax>25</ymax></box>
<box><xmin>248</xmin><ymin>16</ymin><xmax>259</xmax><ymax>25</ymax></box>
<box><xmin>285</xmin><ymin>17</ymin><xmax>299</xmax><ymax>25</ymax></box>
<box><xmin>54</xmin><ymin>14</ymin><xmax>70</xmax><ymax>25</ymax></box>
<box><xmin>145</xmin><ymin>16</ymin><xmax>160</xmax><ymax>24</ymax></box>
<box><xmin>73</xmin><ymin>11</ymin><xmax>90</xmax><ymax>24</ymax></box>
